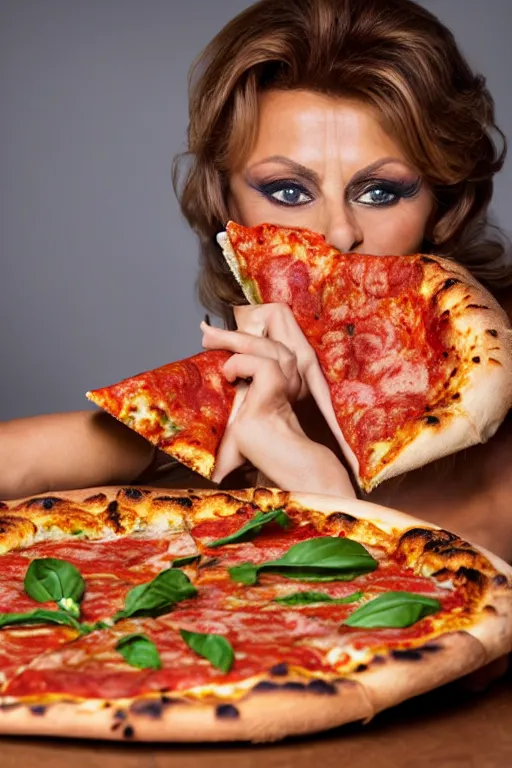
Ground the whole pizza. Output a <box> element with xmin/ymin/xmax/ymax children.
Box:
<box><xmin>0</xmin><ymin>486</ymin><xmax>510</xmax><ymax>742</ymax></box>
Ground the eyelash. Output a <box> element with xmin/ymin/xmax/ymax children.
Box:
<box><xmin>254</xmin><ymin>177</ymin><xmax>421</xmax><ymax>208</ymax></box>
<box><xmin>256</xmin><ymin>179</ymin><xmax>313</xmax><ymax>207</ymax></box>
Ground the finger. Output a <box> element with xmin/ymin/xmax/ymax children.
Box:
<box><xmin>223</xmin><ymin>354</ymin><xmax>291</xmax><ymax>405</ymax></box>
<box><xmin>202</xmin><ymin>323</ymin><xmax>302</xmax><ymax>400</ymax></box>
<box><xmin>234</xmin><ymin>304</ymin><xmax>317</xmax><ymax>397</ymax></box>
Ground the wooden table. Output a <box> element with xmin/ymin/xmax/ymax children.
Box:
<box><xmin>2</xmin><ymin>669</ymin><xmax>511</xmax><ymax>768</ymax></box>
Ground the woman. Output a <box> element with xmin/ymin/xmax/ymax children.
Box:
<box><xmin>1</xmin><ymin>0</ymin><xmax>511</xmax><ymax>564</ymax></box>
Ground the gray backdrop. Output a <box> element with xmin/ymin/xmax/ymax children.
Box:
<box><xmin>1</xmin><ymin>0</ymin><xmax>511</xmax><ymax>420</ymax></box>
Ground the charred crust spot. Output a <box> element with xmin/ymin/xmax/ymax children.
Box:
<box><xmin>154</xmin><ymin>495</ymin><xmax>193</xmax><ymax>507</ymax></box>
<box><xmin>122</xmin><ymin>487</ymin><xmax>144</xmax><ymax>500</ymax></box>
<box><xmin>107</xmin><ymin>500</ymin><xmax>123</xmax><ymax>532</ymax></box>
<box><xmin>425</xmin><ymin>415</ymin><xmax>440</xmax><ymax>425</ymax></box>
<box><xmin>123</xmin><ymin>725</ymin><xmax>135</xmax><ymax>739</ymax></box>
<box><xmin>346</xmin><ymin>323</ymin><xmax>355</xmax><ymax>336</ymax></box>
<box><xmin>281</xmin><ymin>681</ymin><xmax>306</xmax><ymax>691</ymax></box>
<box><xmin>455</xmin><ymin>566</ymin><xmax>486</xmax><ymax>587</ymax></box>
<box><xmin>0</xmin><ymin>702</ymin><xmax>20</xmax><ymax>711</ymax></box>
<box><xmin>84</xmin><ymin>493</ymin><xmax>107</xmax><ymax>504</ymax></box>
<box><xmin>472</xmin><ymin>356</ymin><xmax>481</xmax><ymax>364</ymax></box>
<box><xmin>492</xmin><ymin>574</ymin><xmax>508</xmax><ymax>587</ymax></box>
<box><xmin>26</xmin><ymin>496</ymin><xmax>62</xmax><ymax>510</ymax></box>
<box><xmin>484</xmin><ymin>604</ymin><xmax>498</xmax><ymax>615</ymax></box>
<box><xmin>441</xmin><ymin>309</ymin><xmax>450</xmax><ymax>318</ymax></box>
<box><xmin>270</xmin><ymin>662</ymin><xmax>288</xmax><ymax>676</ymax></box>
<box><xmin>307</xmin><ymin>679</ymin><xmax>337</xmax><ymax>695</ymax></box>
<box><xmin>466</xmin><ymin>304</ymin><xmax>489</xmax><ymax>310</ymax></box>
<box><xmin>450</xmin><ymin>367</ymin><xmax>458</xmax><ymax>378</ymax></box>
<box><xmin>391</xmin><ymin>649</ymin><xmax>423</xmax><ymax>661</ymax></box>
<box><xmin>0</xmin><ymin>501</ymin><xmax>8</xmax><ymax>510</ymax></box>
<box><xmin>355</xmin><ymin>664</ymin><xmax>368</xmax><ymax>673</ymax></box>
<box><xmin>442</xmin><ymin>350</ymin><xmax>449</xmax><ymax>358</ymax></box>
<box><xmin>442</xmin><ymin>278</ymin><xmax>460</xmax><ymax>290</ymax></box>
<box><xmin>111</xmin><ymin>721</ymin><xmax>123</xmax><ymax>732</ymax></box>
<box><xmin>420</xmin><ymin>256</ymin><xmax>436</xmax><ymax>264</ymax></box>
<box><xmin>327</xmin><ymin>512</ymin><xmax>357</xmax><ymax>525</ymax></box>
<box><xmin>29</xmin><ymin>705</ymin><xmax>47</xmax><ymax>716</ymax></box>
<box><xmin>130</xmin><ymin>699</ymin><xmax>164</xmax><ymax>719</ymax></box>
<box><xmin>452</xmin><ymin>392</ymin><xmax>460</xmax><ymax>400</ymax></box>
<box><xmin>419</xmin><ymin>643</ymin><xmax>442</xmax><ymax>653</ymax></box>
<box><xmin>113</xmin><ymin>709</ymin><xmax>128</xmax><ymax>721</ymax></box>
<box><xmin>253</xmin><ymin>680</ymin><xmax>279</xmax><ymax>692</ymax></box>
<box><xmin>399</xmin><ymin>527</ymin><xmax>458</xmax><ymax>552</ymax></box>
<box><xmin>489</xmin><ymin>357</ymin><xmax>502</xmax><ymax>365</ymax></box>
<box><xmin>216</xmin><ymin>704</ymin><xmax>239</xmax><ymax>719</ymax></box>
<box><xmin>431</xmin><ymin>567</ymin><xmax>451</xmax><ymax>580</ymax></box>
<box><xmin>160</xmin><ymin>694</ymin><xmax>174</xmax><ymax>704</ymax></box>
<box><xmin>486</xmin><ymin>329</ymin><xmax>498</xmax><ymax>338</ymax></box>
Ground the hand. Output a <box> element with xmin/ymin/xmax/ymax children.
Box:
<box><xmin>231</xmin><ymin>304</ymin><xmax>358</xmax><ymax>480</ymax></box>
<box><xmin>200</xmin><ymin>305</ymin><xmax>355</xmax><ymax>498</ymax></box>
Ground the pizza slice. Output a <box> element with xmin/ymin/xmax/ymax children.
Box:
<box><xmin>217</xmin><ymin>221</ymin><xmax>512</xmax><ymax>491</ymax></box>
<box><xmin>87</xmin><ymin>350</ymin><xmax>240</xmax><ymax>479</ymax></box>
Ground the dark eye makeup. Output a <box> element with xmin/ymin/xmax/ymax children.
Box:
<box><xmin>250</xmin><ymin>178</ymin><xmax>313</xmax><ymax>207</ymax></box>
<box><xmin>351</xmin><ymin>177</ymin><xmax>422</xmax><ymax>207</ymax></box>
<box><xmin>248</xmin><ymin>174</ymin><xmax>422</xmax><ymax>209</ymax></box>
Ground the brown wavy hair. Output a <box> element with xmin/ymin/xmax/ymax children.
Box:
<box><xmin>173</xmin><ymin>0</ymin><xmax>511</xmax><ymax>325</ymax></box>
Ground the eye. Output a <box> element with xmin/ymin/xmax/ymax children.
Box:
<box><xmin>259</xmin><ymin>180</ymin><xmax>313</xmax><ymax>207</ymax></box>
<box><xmin>356</xmin><ymin>186</ymin><xmax>398</xmax><ymax>206</ymax></box>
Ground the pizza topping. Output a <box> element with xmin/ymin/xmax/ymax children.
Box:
<box><xmin>0</xmin><ymin>608</ymin><xmax>82</xmax><ymax>631</ymax></box>
<box><xmin>229</xmin><ymin>537</ymin><xmax>378</xmax><ymax>585</ymax></box>
<box><xmin>207</xmin><ymin>508</ymin><xmax>290</xmax><ymax>549</ymax></box>
<box><xmin>24</xmin><ymin>558</ymin><xmax>85</xmax><ymax>619</ymax></box>
<box><xmin>171</xmin><ymin>554</ymin><xmax>202</xmax><ymax>568</ymax></box>
<box><xmin>113</xmin><ymin>569</ymin><xmax>198</xmax><ymax>622</ymax></box>
<box><xmin>180</xmin><ymin>629</ymin><xmax>235</xmax><ymax>673</ymax></box>
<box><xmin>273</xmin><ymin>590</ymin><xmax>363</xmax><ymax>606</ymax></box>
<box><xmin>343</xmin><ymin>591</ymin><xmax>441</xmax><ymax>629</ymax></box>
<box><xmin>116</xmin><ymin>634</ymin><xmax>162</xmax><ymax>670</ymax></box>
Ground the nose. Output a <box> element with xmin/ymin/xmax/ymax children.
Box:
<box><xmin>323</xmin><ymin>203</ymin><xmax>363</xmax><ymax>253</ymax></box>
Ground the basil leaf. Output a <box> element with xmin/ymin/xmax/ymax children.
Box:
<box><xmin>228</xmin><ymin>563</ymin><xmax>259</xmax><ymax>585</ymax></box>
<box><xmin>208</xmin><ymin>508</ymin><xmax>290</xmax><ymax>548</ymax></box>
<box><xmin>273</xmin><ymin>590</ymin><xmax>364</xmax><ymax>606</ymax></box>
<box><xmin>24</xmin><ymin>558</ymin><xmax>85</xmax><ymax>617</ymax></box>
<box><xmin>116</xmin><ymin>634</ymin><xmax>162</xmax><ymax>670</ymax></box>
<box><xmin>0</xmin><ymin>608</ymin><xmax>82</xmax><ymax>631</ymax></box>
<box><xmin>171</xmin><ymin>554</ymin><xmax>201</xmax><ymax>568</ymax></box>
<box><xmin>180</xmin><ymin>629</ymin><xmax>234</xmax><ymax>673</ymax></box>
<box><xmin>344</xmin><ymin>591</ymin><xmax>441</xmax><ymax>628</ymax></box>
<box><xmin>229</xmin><ymin>537</ymin><xmax>377</xmax><ymax>585</ymax></box>
<box><xmin>116</xmin><ymin>569</ymin><xmax>197</xmax><ymax>621</ymax></box>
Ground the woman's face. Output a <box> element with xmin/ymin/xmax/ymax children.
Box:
<box><xmin>228</xmin><ymin>90</ymin><xmax>434</xmax><ymax>255</ymax></box>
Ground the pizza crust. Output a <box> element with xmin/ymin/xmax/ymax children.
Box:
<box><xmin>347</xmin><ymin>631</ymin><xmax>486</xmax><ymax>714</ymax></box>
<box><xmin>0</xmin><ymin>676</ymin><xmax>375</xmax><ymax>742</ymax></box>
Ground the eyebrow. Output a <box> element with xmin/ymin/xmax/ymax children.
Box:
<box><xmin>247</xmin><ymin>155</ymin><xmax>414</xmax><ymax>185</ymax></box>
